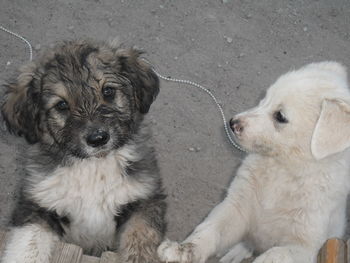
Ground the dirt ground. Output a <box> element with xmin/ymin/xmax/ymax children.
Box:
<box><xmin>0</xmin><ymin>0</ymin><xmax>350</xmax><ymax>262</ymax></box>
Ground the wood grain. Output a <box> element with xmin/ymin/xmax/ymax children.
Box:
<box><xmin>51</xmin><ymin>242</ymin><xmax>83</xmax><ymax>263</ymax></box>
<box><xmin>99</xmin><ymin>251</ymin><xmax>121</xmax><ymax>263</ymax></box>
<box><xmin>317</xmin><ymin>238</ymin><xmax>346</xmax><ymax>263</ymax></box>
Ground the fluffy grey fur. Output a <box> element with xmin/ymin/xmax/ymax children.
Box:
<box><xmin>1</xmin><ymin>40</ymin><xmax>166</xmax><ymax>263</ymax></box>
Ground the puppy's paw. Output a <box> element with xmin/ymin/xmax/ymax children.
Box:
<box><xmin>219</xmin><ymin>243</ymin><xmax>253</xmax><ymax>263</ymax></box>
<box><xmin>253</xmin><ymin>247</ymin><xmax>293</xmax><ymax>263</ymax></box>
<box><xmin>157</xmin><ymin>239</ymin><xmax>195</xmax><ymax>263</ymax></box>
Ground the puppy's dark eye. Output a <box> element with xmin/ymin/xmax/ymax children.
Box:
<box><xmin>102</xmin><ymin>86</ymin><xmax>116</xmax><ymax>100</ymax></box>
<box><xmin>274</xmin><ymin>111</ymin><xmax>288</xmax><ymax>123</ymax></box>
<box><xmin>55</xmin><ymin>100</ymin><xmax>69</xmax><ymax>111</ymax></box>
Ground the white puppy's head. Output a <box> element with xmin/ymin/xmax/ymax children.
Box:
<box><xmin>230</xmin><ymin>62</ymin><xmax>350</xmax><ymax>161</ymax></box>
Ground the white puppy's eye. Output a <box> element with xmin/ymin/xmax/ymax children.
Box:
<box><xmin>274</xmin><ymin>110</ymin><xmax>288</xmax><ymax>123</ymax></box>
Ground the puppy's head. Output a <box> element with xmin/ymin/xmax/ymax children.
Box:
<box><xmin>230</xmin><ymin>62</ymin><xmax>350</xmax><ymax>160</ymax></box>
<box><xmin>2</xmin><ymin>40</ymin><xmax>159</xmax><ymax>158</ymax></box>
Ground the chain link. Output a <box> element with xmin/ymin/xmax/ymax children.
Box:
<box><xmin>0</xmin><ymin>26</ymin><xmax>33</xmax><ymax>61</ymax></box>
<box><xmin>152</xmin><ymin>68</ymin><xmax>246</xmax><ymax>153</ymax></box>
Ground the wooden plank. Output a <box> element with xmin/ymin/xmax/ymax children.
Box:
<box><xmin>0</xmin><ymin>230</ymin><xmax>8</xmax><ymax>258</ymax></box>
<box><xmin>51</xmin><ymin>242</ymin><xmax>83</xmax><ymax>263</ymax></box>
<box><xmin>346</xmin><ymin>239</ymin><xmax>350</xmax><ymax>263</ymax></box>
<box><xmin>317</xmin><ymin>238</ymin><xmax>346</xmax><ymax>263</ymax></box>
<box><xmin>99</xmin><ymin>251</ymin><xmax>121</xmax><ymax>263</ymax></box>
<box><xmin>81</xmin><ymin>255</ymin><xmax>100</xmax><ymax>263</ymax></box>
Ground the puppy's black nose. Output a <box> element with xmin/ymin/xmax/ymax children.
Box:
<box><xmin>86</xmin><ymin>130</ymin><xmax>110</xmax><ymax>147</ymax></box>
<box><xmin>229</xmin><ymin>118</ymin><xmax>244</xmax><ymax>135</ymax></box>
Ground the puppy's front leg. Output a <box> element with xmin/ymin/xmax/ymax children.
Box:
<box><xmin>158</xmin><ymin>175</ymin><xmax>253</xmax><ymax>263</ymax></box>
<box><xmin>2</xmin><ymin>224</ymin><xmax>59</xmax><ymax>263</ymax></box>
<box><xmin>118</xmin><ymin>195</ymin><xmax>166</xmax><ymax>263</ymax></box>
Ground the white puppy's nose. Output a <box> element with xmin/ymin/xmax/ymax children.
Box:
<box><xmin>230</xmin><ymin>118</ymin><xmax>244</xmax><ymax>135</ymax></box>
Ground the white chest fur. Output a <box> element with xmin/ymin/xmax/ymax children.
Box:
<box><xmin>241</xmin><ymin>154</ymin><xmax>350</xmax><ymax>252</ymax></box>
<box><xmin>26</xmin><ymin>148</ymin><xmax>154</xmax><ymax>253</ymax></box>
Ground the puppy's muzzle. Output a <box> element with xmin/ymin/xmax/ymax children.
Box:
<box><xmin>86</xmin><ymin>129</ymin><xmax>110</xmax><ymax>147</ymax></box>
<box><xmin>230</xmin><ymin>118</ymin><xmax>244</xmax><ymax>135</ymax></box>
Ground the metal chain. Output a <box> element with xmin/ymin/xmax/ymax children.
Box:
<box><xmin>0</xmin><ymin>25</ymin><xmax>33</xmax><ymax>61</ymax></box>
<box><xmin>152</xmin><ymin>68</ymin><xmax>246</xmax><ymax>152</ymax></box>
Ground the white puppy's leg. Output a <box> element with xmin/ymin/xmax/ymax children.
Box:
<box><xmin>158</xmin><ymin>200</ymin><xmax>248</xmax><ymax>263</ymax></box>
<box><xmin>158</xmin><ymin>177</ymin><xmax>253</xmax><ymax>263</ymax></box>
<box><xmin>219</xmin><ymin>242</ymin><xmax>253</xmax><ymax>263</ymax></box>
<box><xmin>2</xmin><ymin>224</ymin><xmax>59</xmax><ymax>263</ymax></box>
<box><xmin>253</xmin><ymin>245</ymin><xmax>315</xmax><ymax>263</ymax></box>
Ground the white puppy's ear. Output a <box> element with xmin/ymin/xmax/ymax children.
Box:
<box><xmin>311</xmin><ymin>99</ymin><xmax>350</xmax><ymax>160</ymax></box>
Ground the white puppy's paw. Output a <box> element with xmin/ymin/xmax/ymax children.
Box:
<box><xmin>157</xmin><ymin>239</ymin><xmax>195</xmax><ymax>263</ymax></box>
<box><xmin>253</xmin><ymin>247</ymin><xmax>293</xmax><ymax>263</ymax></box>
<box><xmin>219</xmin><ymin>243</ymin><xmax>253</xmax><ymax>263</ymax></box>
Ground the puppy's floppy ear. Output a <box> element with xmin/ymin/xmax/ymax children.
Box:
<box><xmin>117</xmin><ymin>48</ymin><xmax>159</xmax><ymax>114</ymax></box>
<box><xmin>1</xmin><ymin>63</ymin><xmax>41</xmax><ymax>143</ymax></box>
<box><xmin>311</xmin><ymin>99</ymin><xmax>350</xmax><ymax>160</ymax></box>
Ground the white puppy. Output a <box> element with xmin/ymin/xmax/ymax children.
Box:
<box><xmin>158</xmin><ymin>62</ymin><xmax>350</xmax><ymax>263</ymax></box>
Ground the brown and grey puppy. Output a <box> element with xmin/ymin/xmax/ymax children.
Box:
<box><xmin>1</xmin><ymin>40</ymin><xmax>166</xmax><ymax>263</ymax></box>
